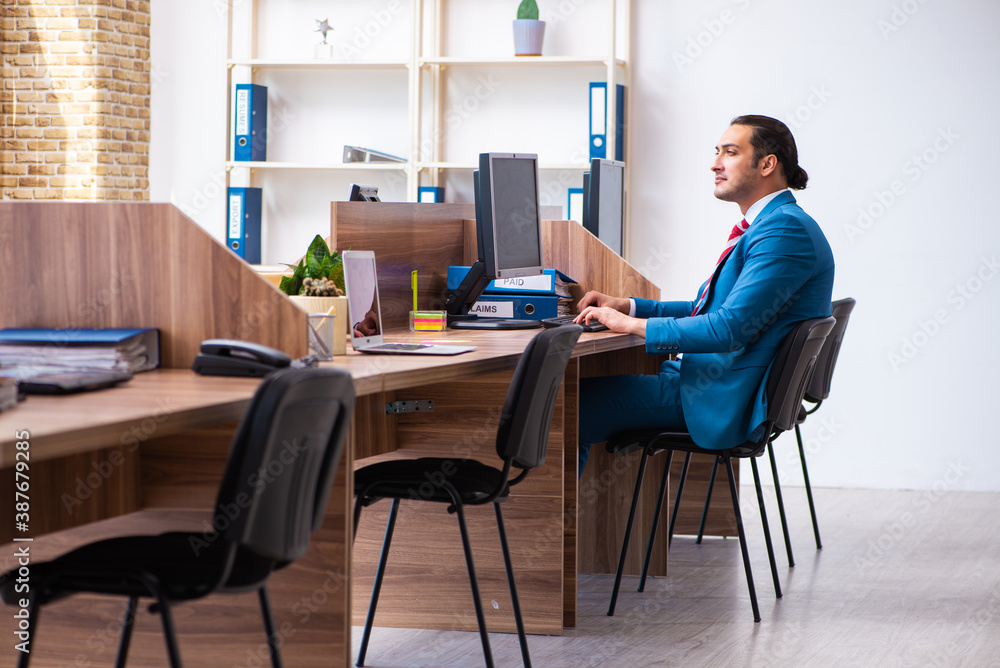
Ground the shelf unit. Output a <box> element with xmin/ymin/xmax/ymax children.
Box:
<box><xmin>224</xmin><ymin>0</ymin><xmax>631</xmax><ymax>262</ymax></box>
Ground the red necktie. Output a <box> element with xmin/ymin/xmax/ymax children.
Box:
<box><xmin>691</xmin><ymin>218</ymin><xmax>750</xmax><ymax>316</ymax></box>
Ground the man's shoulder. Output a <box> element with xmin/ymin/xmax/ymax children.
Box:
<box><xmin>754</xmin><ymin>193</ymin><xmax>820</xmax><ymax>231</ymax></box>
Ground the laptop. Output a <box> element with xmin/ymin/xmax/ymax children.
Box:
<box><xmin>342</xmin><ymin>250</ymin><xmax>476</xmax><ymax>356</ymax></box>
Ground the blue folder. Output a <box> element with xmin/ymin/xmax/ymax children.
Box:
<box><xmin>234</xmin><ymin>83</ymin><xmax>267</xmax><ymax>161</ymax></box>
<box><xmin>468</xmin><ymin>295</ymin><xmax>562</xmax><ymax>320</ymax></box>
<box><xmin>227</xmin><ymin>187</ymin><xmax>262</xmax><ymax>264</ymax></box>
<box><xmin>447</xmin><ymin>266</ymin><xmax>576</xmax><ymax>297</ymax></box>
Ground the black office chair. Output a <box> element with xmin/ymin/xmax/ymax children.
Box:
<box><xmin>692</xmin><ymin>297</ymin><xmax>856</xmax><ymax>564</ymax></box>
<box><xmin>0</xmin><ymin>367</ymin><xmax>355</xmax><ymax>668</ymax></box>
<box><xmin>772</xmin><ymin>297</ymin><xmax>856</xmax><ymax>552</ymax></box>
<box><xmin>353</xmin><ymin>325</ymin><xmax>583</xmax><ymax>668</ymax></box>
<box><xmin>604</xmin><ymin>316</ymin><xmax>834</xmax><ymax>622</ymax></box>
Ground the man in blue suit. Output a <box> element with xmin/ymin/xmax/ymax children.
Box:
<box><xmin>575</xmin><ymin>115</ymin><xmax>835</xmax><ymax>472</ymax></box>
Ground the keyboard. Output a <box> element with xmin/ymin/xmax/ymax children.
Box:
<box><xmin>369</xmin><ymin>343</ymin><xmax>433</xmax><ymax>352</ymax></box>
<box><xmin>540</xmin><ymin>315</ymin><xmax>608</xmax><ymax>333</ymax></box>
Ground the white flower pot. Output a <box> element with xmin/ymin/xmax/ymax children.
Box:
<box><xmin>513</xmin><ymin>19</ymin><xmax>545</xmax><ymax>56</ymax></box>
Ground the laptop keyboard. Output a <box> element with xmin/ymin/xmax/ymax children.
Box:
<box><xmin>371</xmin><ymin>343</ymin><xmax>433</xmax><ymax>352</ymax></box>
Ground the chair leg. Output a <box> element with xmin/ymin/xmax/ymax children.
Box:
<box><xmin>114</xmin><ymin>595</ymin><xmax>139</xmax><ymax>668</ymax></box>
<box><xmin>357</xmin><ymin>498</ymin><xmax>400</xmax><ymax>667</ymax></box>
<box><xmin>495</xmin><ymin>503</ymin><xmax>531</xmax><ymax>668</ymax></box>
<box><xmin>638</xmin><ymin>450</ymin><xmax>673</xmax><ymax>592</ymax></box>
<box><xmin>453</xmin><ymin>501</ymin><xmax>495</xmax><ymax>668</ymax></box>
<box><xmin>695</xmin><ymin>457</ymin><xmax>719</xmax><ymax>544</ymax></box>
<box><xmin>154</xmin><ymin>596</ymin><xmax>183</xmax><ymax>668</ymax></box>
<box><xmin>767</xmin><ymin>442</ymin><xmax>795</xmax><ymax>567</ymax></box>
<box><xmin>751</xmin><ymin>457</ymin><xmax>783</xmax><ymax>599</ymax></box>
<box><xmin>258</xmin><ymin>585</ymin><xmax>283</xmax><ymax>668</ymax></box>
<box><xmin>796</xmin><ymin>423</ymin><xmax>823</xmax><ymax>549</ymax></box>
<box><xmin>608</xmin><ymin>446</ymin><xmax>652</xmax><ymax>616</ymax></box>
<box><xmin>667</xmin><ymin>452</ymin><xmax>691</xmax><ymax>545</ymax></box>
<box><xmin>722</xmin><ymin>453</ymin><xmax>761</xmax><ymax>623</ymax></box>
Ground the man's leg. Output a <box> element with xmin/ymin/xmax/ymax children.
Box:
<box><xmin>578</xmin><ymin>362</ymin><xmax>685</xmax><ymax>474</ymax></box>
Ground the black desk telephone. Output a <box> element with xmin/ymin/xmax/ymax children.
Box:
<box><xmin>192</xmin><ymin>339</ymin><xmax>305</xmax><ymax>377</ymax></box>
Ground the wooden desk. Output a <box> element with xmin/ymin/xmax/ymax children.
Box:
<box><xmin>0</xmin><ymin>325</ymin><xmax>649</xmax><ymax>666</ymax></box>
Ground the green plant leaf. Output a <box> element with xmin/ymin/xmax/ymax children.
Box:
<box><xmin>306</xmin><ymin>251</ymin><xmax>323</xmax><ymax>279</ymax></box>
<box><xmin>517</xmin><ymin>0</ymin><xmax>539</xmax><ymax>20</ymax></box>
<box><xmin>279</xmin><ymin>260</ymin><xmax>306</xmax><ymax>296</ymax></box>
<box><xmin>307</xmin><ymin>234</ymin><xmax>331</xmax><ymax>264</ymax></box>
<box><xmin>330</xmin><ymin>256</ymin><xmax>345</xmax><ymax>291</ymax></box>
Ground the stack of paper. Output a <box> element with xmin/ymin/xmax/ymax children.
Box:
<box><xmin>0</xmin><ymin>328</ymin><xmax>160</xmax><ymax>375</ymax></box>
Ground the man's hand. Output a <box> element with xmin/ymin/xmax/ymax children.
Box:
<box><xmin>574</xmin><ymin>305</ymin><xmax>646</xmax><ymax>337</ymax></box>
<box><xmin>577</xmin><ymin>291</ymin><xmax>630</xmax><ymax>314</ymax></box>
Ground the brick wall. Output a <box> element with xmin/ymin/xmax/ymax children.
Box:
<box><xmin>1</xmin><ymin>0</ymin><xmax>150</xmax><ymax>201</ymax></box>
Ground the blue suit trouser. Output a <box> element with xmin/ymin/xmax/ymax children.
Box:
<box><xmin>578</xmin><ymin>360</ymin><xmax>686</xmax><ymax>474</ymax></box>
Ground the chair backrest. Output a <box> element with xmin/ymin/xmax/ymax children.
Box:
<box><xmin>804</xmin><ymin>297</ymin><xmax>855</xmax><ymax>403</ymax></box>
<box><xmin>213</xmin><ymin>367</ymin><xmax>355</xmax><ymax>563</ymax></box>
<box><xmin>764</xmin><ymin>317</ymin><xmax>835</xmax><ymax>434</ymax></box>
<box><xmin>495</xmin><ymin>325</ymin><xmax>583</xmax><ymax>469</ymax></box>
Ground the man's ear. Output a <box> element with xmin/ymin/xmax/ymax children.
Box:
<box><xmin>759</xmin><ymin>154</ymin><xmax>779</xmax><ymax>177</ymax></box>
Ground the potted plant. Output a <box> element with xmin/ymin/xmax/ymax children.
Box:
<box><xmin>513</xmin><ymin>0</ymin><xmax>545</xmax><ymax>56</ymax></box>
<box><xmin>279</xmin><ymin>234</ymin><xmax>346</xmax><ymax>313</ymax></box>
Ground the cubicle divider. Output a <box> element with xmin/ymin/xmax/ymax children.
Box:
<box><xmin>0</xmin><ymin>202</ymin><xmax>308</xmax><ymax>365</ymax></box>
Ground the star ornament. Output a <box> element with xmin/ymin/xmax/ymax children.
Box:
<box><xmin>315</xmin><ymin>18</ymin><xmax>333</xmax><ymax>44</ymax></box>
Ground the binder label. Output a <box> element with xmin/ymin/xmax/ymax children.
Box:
<box><xmin>236</xmin><ymin>88</ymin><xmax>249</xmax><ymax>136</ymax></box>
<box><xmin>494</xmin><ymin>275</ymin><xmax>551</xmax><ymax>291</ymax></box>
<box><xmin>228</xmin><ymin>194</ymin><xmax>243</xmax><ymax>239</ymax></box>
<box><xmin>469</xmin><ymin>300</ymin><xmax>514</xmax><ymax>318</ymax></box>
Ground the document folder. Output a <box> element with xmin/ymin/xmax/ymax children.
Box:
<box><xmin>447</xmin><ymin>266</ymin><xmax>576</xmax><ymax>297</ymax></box>
<box><xmin>0</xmin><ymin>328</ymin><xmax>161</xmax><ymax>373</ymax></box>
<box><xmin>227</xmin><ymin>186</ymin><xmax>262</xmax><ymax>264</ymax></box>
<box><xmin>234</xmin><ymin>83</ymin><xmax>267</xmax><ymax>161</ymax></box>
<box><xmin>589</xmin><ymin>82</ymin><xmax>626</xmax><ymax>161</ymax></box>
<box><xmin>418</xmin><ymin>186</ymin><xmax>445</xmax><ymax>203</ymax></box>
<box><xmin>468</xmin><ymin>295</ymin><xmax>562</xmax><ymax>320</ymax></box>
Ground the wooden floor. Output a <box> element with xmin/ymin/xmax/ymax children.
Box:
<box><xmin>354</xmin><ymin>486</ymin><xmax>1000</xmax><ymax>667</ymax></box>
<box><xmin>8</xmin><ymin>486</ymin><xmax>1000</xmax><ymax>666</ymax></box>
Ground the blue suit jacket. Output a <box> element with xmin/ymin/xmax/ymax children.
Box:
<box><xmin>634</xmin><ymin>191</ymin><xmax>834</xmax><ymax>450</ymax></box>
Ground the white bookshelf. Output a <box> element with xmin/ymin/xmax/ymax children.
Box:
<box><xmin>224</xmin><ymin>0</ymin><xmax>631</xmax><ymax>263</ymax></box>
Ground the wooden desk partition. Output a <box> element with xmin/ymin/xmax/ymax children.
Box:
<box><xmin>0</xmin><ymin>202</ymin><xmax>307</xmax><ymax>366</ymax></box>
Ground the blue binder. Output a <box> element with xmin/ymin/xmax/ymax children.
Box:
<box><xmin>447</xmin><ymin>266</ymin><xmax>576</xmax><ymax>296</ymax></box>
<box><xmin>227</xmin><ymin>187</ymin><xmax>262</xmax><ymax>263</ymax></box>
<box><xmin>418</xmin><ymin>186</ymin><xmax>445</xmax><ymax>203</ymax></box>
<box><xmin>468</xmin><ymin>295</ymin><xmax>561</xmax><ymax>320</ymax></box>
<box><xmin>589</xmin><ymin>82</ymin><xmax>626</xmax><ymax>161</ymax></box>
<box><xmin>234</xmin><ymin>83</ymin><xmax>267</xmax><ymax>161</ymax></box>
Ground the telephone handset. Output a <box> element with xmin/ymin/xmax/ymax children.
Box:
<box><xmin>192</xmin><ymin>339</ymin><xmax>292</xmax><ymax>377</ymax></box>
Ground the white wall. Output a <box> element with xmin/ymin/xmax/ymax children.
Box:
<box><xmin>151</xmin><ymin>0</ymin><xmax>1000</xmax><ymax>491</ymax></box>
<box><xmin>628</xmin><ymin>0</ymin><xmax>1000</xmax><ymax>492</ymax></box>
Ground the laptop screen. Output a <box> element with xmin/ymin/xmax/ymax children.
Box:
<box><xmin>342</xmin><ymin>251</ymin><xmax>383</xmax><ymax>344</ymax></box>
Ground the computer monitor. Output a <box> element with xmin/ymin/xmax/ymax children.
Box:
<box><xmin>445</xmin><ymin>153</ymin><xmax>544</xmax><ymax>330</ymax></box>
<box><xmin>348</xmin><ymin>184</ymin><xmax>380</xmax><ymax>202</ymax></box>
<box><xmin>584</xmin><ymin>158</ymin><xmax>625</xmax><ymax>256</ymax></box>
